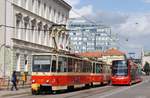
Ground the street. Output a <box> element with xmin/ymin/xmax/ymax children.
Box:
<box><xmin>4</xmin><ymin>76</ymin><xmax>149</xmax><ymax>98</ymax></box>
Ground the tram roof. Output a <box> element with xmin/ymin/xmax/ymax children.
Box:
<box><xmin>32</xmin><ymin>52</ymin><xmax>104</xmax><ymax>63</ymax></box>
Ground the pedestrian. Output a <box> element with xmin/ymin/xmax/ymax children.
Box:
<box><xmin>22</xmin><ymin>72</ymin><xmax>27</xmax><ymax>87</ymax></box>
<box><xmin>11</xmin><ymin>71</ymin><xmax>18</xmax><ymax>91</ymax></box>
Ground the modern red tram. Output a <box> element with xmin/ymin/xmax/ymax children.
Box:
<box><xmin>31</xmin><ymin>53</ymin><xmax>111</xmax><ymax>94</ymax></box>
<box><xmin>111</xmin><ymin>59</ymin><xmax>142</xmax><ymax>85</ymax></box>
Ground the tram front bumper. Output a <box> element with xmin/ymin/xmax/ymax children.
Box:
<box><xmin>111</xmin><ymin>76</ymin><xmax>130</xmax><ymax>85</ymax></box>
<box><xmin>31</xmin><ymin>84</ymin><xmax>40</xmax><ymax>91</ymax></box>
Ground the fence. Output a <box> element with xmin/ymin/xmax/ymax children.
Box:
<box><xmin>0</xmin><ymin>75</ymin><xmax>31</xmax><ymax>90</ymax></box>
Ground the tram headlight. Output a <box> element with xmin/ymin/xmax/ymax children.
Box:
<box><xmin>32</xmin><ymin>80</ymin><xmax>36</xmax><ymax>83</ymax></box>
<box><xmin>46</xmin><ymin>80</ymin><xmax>49</xmax><ymax>83</ymax></box>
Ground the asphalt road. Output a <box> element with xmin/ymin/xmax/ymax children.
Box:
<box><xmin>7</xmin><ymin>76</ymin><xmax>150</xmax><ymax>98</ymax></box>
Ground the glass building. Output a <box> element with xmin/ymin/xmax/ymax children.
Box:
<box><xmin>67</xmin><ymin>18</ymin><xmax>118</xmax><ymax>53</ymax></box>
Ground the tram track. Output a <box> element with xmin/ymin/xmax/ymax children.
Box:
<box><xmin>63</xmin><ymin>86</ymin><xmax>121</xmax><ymax>98</ymax></box>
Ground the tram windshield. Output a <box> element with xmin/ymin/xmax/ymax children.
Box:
<box><xmin>112</xmin><ymin>60</ymin><xmax>128</xmax><ymax>76</ymax></box>
<box><xmin>32</xmin><ymin>55</ymin><xmax>51</xmax><ymax>72</ymax></box>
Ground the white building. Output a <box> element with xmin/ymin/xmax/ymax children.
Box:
<box><xmin>0</xmin><ymin>0</ymin><xmax>71</xmax><ymax>77</ymax></box>
<box><xmin>68</xmin><ymin>18</ymin><xmax>118</xmax><ymax>53</ymax></box>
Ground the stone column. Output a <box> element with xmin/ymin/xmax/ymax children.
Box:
<box><xmin>44</xmin><ymin>24</ymin><xmax>48</xmax><ymax>46</ymax></box>
<box><xmin>37</xmin><ymin>21</ymin><xmax>42</xmax><ymax>44</ymax></box>
<box><xmin>49</xmin><ymin>27</ymin><xmax>52</xmax><ymax>47</ymax></box>
<box><xmin>16</xmin><ymin>13</ymin><xmax>23</xmax><ymax>39</ymax></box>
<box><xmin>23</xmin><ymin>16</ymin><xmax>30</xmax><ymax>41</ymax></box>
<box><xmin>31</xmin><ymin>19</ymin><xmax>37</xmax><ymax>43</ymax></box>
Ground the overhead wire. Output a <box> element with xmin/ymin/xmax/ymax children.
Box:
<box><xmin>3</xmin><ymin>0</ymin><xmax>127</xmax><ymax>50</ymax></box>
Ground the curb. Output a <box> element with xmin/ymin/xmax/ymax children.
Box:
<box><xmin>1</xmin><ymin>92</ymin><xmax>30</xmax><ymax>98</ymax></box>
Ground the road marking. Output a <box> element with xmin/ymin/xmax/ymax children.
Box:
<box><xmin>98</xmin><ymin>79</ymin><xmax>150</xmax><ymax>98</ymax></box>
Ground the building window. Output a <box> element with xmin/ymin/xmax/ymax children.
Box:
<box><xmin>38</xmin><ymin>0</ymin><xmax>41</xmax><ymax>15</ymax></box>
<box><xmin>32</xmin><ymin>0</ymin><xmax>35</xmax><ymax>12</ymax></box>
<box><xmin>44</xmin><ymin>3</ymin><xmax>46</xmax><ymax>18</ymax></box>
<box><xmin>24</xmin><ymin>23</ymin><xmax>28</xmax><ymax>41</ymax></box>
<box><xmin>62</xmin><ymin>14</ymin><xmax>64</xmax><ymax>23</ymax></box>
<box><xmin>49</xmin><ymin>7</ymin><xmax>52</xmax><ymax>21</ymax></box>
<box><xmin>25</xmin><ymin>0</ymin><xmax>28</xmax><ymax>9</ymax></box>
<box><xmin>31</xmin><ymin>25</ymin><xmax>34</xmax><ymax>43</ymax></box>
<box><xmin>16</xmin><ymin>53</ymin><xmax>20</xmax><ymax>71</ymax></box>
<box><xmin>18</xmin><ymin>0</ymin><xmax>21</xmax><ymax>6</ymax></box>
<box><xmin>24</xmin><ymin>55</ymin><xmax>28</xmax><ymax>71</ymax></box>
<box><xmin>38</xmin><ymin>29</ymin><xmax>40</xmax><ymax>44</ymax></box>
<box><xmin>53</xmin><ymin>9</ymin><xmax>56</xmax><ymax>23</ymax></box>
<box><xmin>44</xmin><ymin>31</ymin><xmax>46</xmax><ymax>45</ymax></box>
<box><xmin>16</xmin><ymin>20</ymin><xmax>20</xmax><ymax>39</ymax></box>
<box><xmin>58</xmin><ymin>12</ymin><xmax>60</xmax><ymax>23</ymax></box>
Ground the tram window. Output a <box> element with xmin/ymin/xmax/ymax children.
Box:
<box><xmin>83</xmin><ymin>61</ymin><xmax>92</xmax><ymax>73</ymax></box>
<box><xmin>75</xmin><ymin>59</ymin><xmax>80</xmax><ymax>72</ymax></box>
<box><xmin>58</xmin><ymin>61</ymin><xmax>62</xmax><ymax>72</ymax></box>
<box><xmin>93</xmin><ymin>63</ymin><xmax>96</xmax><ymax>73</ymax></box>
<box><xmin>32</xmin><ymin>55</ymin><xmax>51</xmax><ymax>72</ymax></box>
<box><xmin>83</xmin><ymin>61</ymin><xmax>86</xmax><ymax>72</ymax></box>
<box><xmin>58</xmin><ymin>57</ymin><xmax>68</xmax><ymax>72</ymax></box>
<box><xmin>96</xmin><ymin>63</ymin><xmax>101</xmax><ymax>73</ymax></box>
<box><xmin>76</xmin><ymin>60</ymin><xmax>82</xmax><ymax>72</ymax></box>
<box><xmin>89</xmin><ymin>62</ymin><xmax>92</xmax><ymax>72</ymax></box>
<box><xmin>51</xmin><ymin>60</ymin><xmax>56</xmax><ymax>72</ymax></box>
<box><xmin>64</xmin><ymin>57</ymin><xmax>68</xmax><ymax>72</ymax></box>
<box><xmin>33</xmin><ymin>65</ymin><xmax>40</xmax><ymax>72</ymax></box>
<box><xmin>68</xmin><ymin>58</ymin><xmax>72</xmax><ymax>72</ymax></box>
<box><xmin>112</xmin><ymin>60</ymin><xmax>128</xmax><ymax>76</ymax></box>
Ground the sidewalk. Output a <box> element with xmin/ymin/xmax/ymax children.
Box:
<box><xmin>0</xmin><ymin>87</ymin><xmax>31</xmax><ymax>98</ymax></box>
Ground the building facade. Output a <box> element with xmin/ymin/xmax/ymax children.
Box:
<box><xmin>0</xmin><ymin>0</ymin><xmax>71</xmax><ymax>77</ymax></box>
<box><xmin>142</xmin><ymin>51</ymin><xmax>150</xmax><ymax>67</ymax></box>
<box><xmin>67</xmin><ymin>18</ymin><xmax>117</xmax><ymax>53</ymax></box>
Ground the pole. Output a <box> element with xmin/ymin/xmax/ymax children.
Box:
<box><xmin>4</xmin><ymin>0</ymin><xmax>7</xmax><ymax>77</ymax></box>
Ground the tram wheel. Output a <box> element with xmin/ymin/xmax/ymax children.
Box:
<box><xmin>90</xmin><ymin>83</ymin><xmax>93</xmax><ymax>87</ymax></box>
<box><xmin>67</xmin><ymin>86</ymin><xmax>74</xmax><ymax>92</ymax></box>
<box><xmin>128</xmin><ymin>82</ymin><xmax>132</xmax><ymax>86</ymax></box>
<box><xmin>85</xmin><ymin>84</ymin><xmax>90</xmax><ymax>89</ymax></box>
<box><xmin>32</xmin><ymin>90</ymin><xmax>39</xmax><ymax>95</ymax></box>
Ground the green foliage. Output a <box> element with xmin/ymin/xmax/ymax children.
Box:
<box><xmin>144</xmin><ymin>62</ymin><xmax>150</xmax><ymax>75</ymax></box>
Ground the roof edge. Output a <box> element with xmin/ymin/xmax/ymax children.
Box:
<box><xmin>57</xmin><ymin>0</ymin><xmax>72</xmax><ymax>10</ymax></box>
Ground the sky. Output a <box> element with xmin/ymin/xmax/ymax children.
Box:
<box><xmin>64</xmin><ymin>0</ymin><xmax>150</xmax><ymax>57</ymax></box>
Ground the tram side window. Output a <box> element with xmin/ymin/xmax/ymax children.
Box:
<box><xmin>51</xmin><ymin>60</ymin><xmax>56</xmax><ymax>72</ymax></box>
<box><xmin>76</xmin><ymin>60</ymin><xmax>82</xmax><ymax>72</ymax></box>
<box><xmin>93</xmin><ymin>63</ymin><xmax>96</xmax><ymax>73</ymax></box>
<box><xmin>64</xmin><ymin>58</ymin><xmax>68</xmax><ymax>72</ymax></box>
<box><xmin>68</xmin><ymin>58</ymin><xmax>75</xmax><ymax>72</ymax></box>
<box><xmin>58</xmin><ymin>57</ymin><xmax>68</xmax><ymax>72</ymax></box>
<box><xmin>89</xmin><ymin>62</ymin><xmax>92</xmax><ymax>72</ymax></box>
<box><xmin>83</xmin><ymin>61</ymin><xmax>86</xmax><ymax>72</ymax></box>
<box><xmin>96</xmin><ymin>63</ymin><xmax>101</xmax><ymax>73</ymax></box>
<box><xmin>83</xmin><ymin>61</ymin><xmax>92</xmax><ymax>73</ymax></box>
<box><xmin>75</xmin><ymin>59</ymin><xmax>78</xmax><ymax>72</ymax></box>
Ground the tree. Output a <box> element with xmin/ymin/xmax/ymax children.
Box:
<box><xmin>143</xmin><ymin>62</ymin><xmax>150</xmax><ymax>75</ymax></box>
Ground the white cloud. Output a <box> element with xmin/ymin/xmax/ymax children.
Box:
<box><xmin>64</xmin><ymin>0</ymin><xmax>80</xmax><ymax>7</ymax></box>
<box><xmin>70</xmin><ymin>5</ymin><xmax>93</xmax><ymax>18</ymax></box>
<box><xmin>64</xmin><ymin>0</ymin><xmax>150</xmax><ymax>50</ymax></box>
<box><xmin>116</xmin><ymin>14</ymin><xmax>150</xmax><ymax>37</ymax></box>
<box><xmin>143</xmin><ymin>0</ymin><xmax>150</xmax><ymax>3</ymax></box>
<box><xmin>64</xmin><ymin>0</ymin><xmax>93</xmax><ymax>18</ymax></box>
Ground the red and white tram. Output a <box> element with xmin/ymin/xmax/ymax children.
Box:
<box><xmin>31</xmin><ymin>53</ymin><xmax>111</xmax><ymax>94</ymax></box>
<box><xmin>111</xmin><ymin>59</ymin><xmax>142</xmax><ymax>85</ymax></box>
